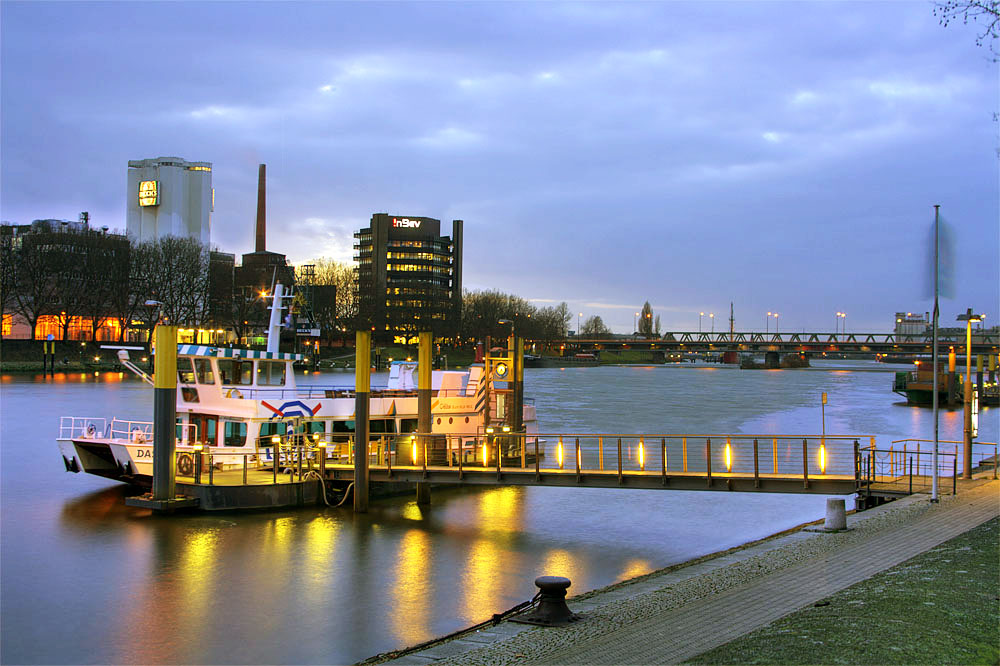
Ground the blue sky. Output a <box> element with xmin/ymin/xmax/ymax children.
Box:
<box><xmin>2</xmin><ymin>1</ymin><xmax>997</xmax><ymax>333</ymax></box>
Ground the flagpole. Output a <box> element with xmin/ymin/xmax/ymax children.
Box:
<box><xmin>932</xmin><ymin>204</ymin><xmax>940</xmax><ymax>502</ymax></box>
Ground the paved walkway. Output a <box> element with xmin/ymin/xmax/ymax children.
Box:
<box><xmin>537</xmin><ymin>482</ymin><xmax>999</xmax><ymax>665</ymax></box>
<box><xmin>380</xmin><ymin>479</ymin><xmax>998</xmax><ymax>665</ymax></box>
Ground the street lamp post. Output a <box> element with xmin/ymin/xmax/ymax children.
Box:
<box><xmin>773</xmin><ymin>313</ymin><xmax>779</xmax><ymax>334</ymax></box>
<box><xmin>578</xmin><ymin>313</ymin><xmax>582</xmax><ymax>337</ymax></box>
<box><xmin>766</xmin><ymin>311</ymin><xmax>771</xmax><ymax>335</ymax></box>
<box><xmin>699</xmin><ymin>312</ymin><xmax>704</xmax><ymax>333</ymax></box>
<box><xmin>710</xmin><ymin>313</ymin><xmax>715</xmax><ymax>333</ymax></box>
<box><xmin>634</xmin><ymin>312</ymin><xmax>639</xmax><ymax>334</ymax></box>
<box><xmin>956</xmin><ymin>308</ymin><xmax>985</xmax><ymax>479</ymax></box>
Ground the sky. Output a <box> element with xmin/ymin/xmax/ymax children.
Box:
<box><xmin>2</xmin><ymin>1</ymin><xmax>997</xmax><ymax>334</ymax></box>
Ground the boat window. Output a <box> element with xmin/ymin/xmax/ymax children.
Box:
<box><xmin>257</xmin><ymin>361</ymin><xmax>286</xmax><ymax>386</ymax></box>
<box><xmin>259</xmin><ymin>422</ymin><xmax>282</xmax><ymax>441</ymax></box>
<box><xmin>181</xmin><ymin>387</ymin><xmax>200</xmax><ymax>403</ymax></box>
<box><xmin>195</xmin><ymin>359</ymin><xmax>215</xmax><ymax>385</ymax></box>
<box><xmin>218</xmin><ymin>360</ymin><xmax>252</xmax><ymax>385</ymax></box>
<box><xmin>177</xmin><ymin>358</ymin><xmax>195</xmax><ymax>384</ymax></box>
<box><xmin>202</xmin><ymin>417</ymin><xmax>217</xmax><ymax>447</ymax></box>
<box><xmin>332</xmin><ymin>420</ymin><xmax>355</xmax><ymax>433</ymax></box>
<box><xmin>400</xmin><ymin>418</ymin><xmax>418</xmax><ymax>434</ymax></box>
<box><xmin>223</xmin><ymin>421</ymin><xmax>247</xmax><ymax>447</ymax></box>
<box><xmin>305</xmin><ymin>421</ymin><xmax>326</xmax><ymax>435</ymax></box>
<box><xmin>370</xmin><ymin>419</ymin><xmax>396</xmax><ymax>434</ymax></box>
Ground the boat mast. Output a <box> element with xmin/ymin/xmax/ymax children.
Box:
<box><xmin>267</xmin><ymin>282</ymin><xmax>287</xmax><ymax>354</ymax></box>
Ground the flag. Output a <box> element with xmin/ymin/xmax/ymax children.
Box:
<box><xmin>924</xmin><ymin>212</ymin><xmax>955</xmax><ymax>300</ymax></box>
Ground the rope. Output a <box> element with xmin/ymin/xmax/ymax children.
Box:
<box><xmin>302</xmin><ymin>471</ymin><xmax>353</xmax><ymax>507</ymax></box>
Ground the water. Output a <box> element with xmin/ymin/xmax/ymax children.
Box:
<box><xmin>1</xmin><ymin>361</ymin><xmax>994</xmax><ymax>664</ymax></box>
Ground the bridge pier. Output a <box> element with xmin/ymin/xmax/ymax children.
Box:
<box><xmin>764</xmin><ymin>351</ymin><xmax>780</xmax><ymax>369</ymax></box>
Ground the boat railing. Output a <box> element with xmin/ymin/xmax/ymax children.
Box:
<box><xmin>217</xmin><ymin>385</ymin><xmax>517</xmax><ymax>402</ymax></box>
<box><xmin>59</xmin><ymin>416</ymin><xmax>109</xmax><ymax>439</ymax></box>
<box><xmin>109</xmin><ymin>419</ymin><xmax>154</xmax><ymax>443</ymax></box>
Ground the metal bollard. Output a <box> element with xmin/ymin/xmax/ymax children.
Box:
<box><xmin>511</xmin><ymin>576</ymin><xmax>582</xmax><ymax>627</ymax></box>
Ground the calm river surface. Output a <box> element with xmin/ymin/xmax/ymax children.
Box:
<box><xmin>2</xmin><ymin>361</ymin><xmax>995</xmax><ymax>664</ymax></box>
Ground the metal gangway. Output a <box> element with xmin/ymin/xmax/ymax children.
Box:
<box><xmin>167</xmin><ymin>433</ymin><xmax>998</xmax><ymax>499</ymax></box>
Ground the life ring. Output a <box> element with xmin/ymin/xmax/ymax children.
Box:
<box><xmin>177</xmin><ymin>453</ymin><xmax>194</xmax><ymax>476</ymax></box>
<box><xmin>226</xmin><ymin>388</ymin><xmax>243</xmax><ymax>399</ymax></box>
<box><xmin>84</xmin><ymin>423</ymin><xmax>97</xmax><ymax>439</ymax></box>
<box><xmin>131</xmin><ymin>428</ymin><xmax>146</xmax><ymax>444</ymax></box>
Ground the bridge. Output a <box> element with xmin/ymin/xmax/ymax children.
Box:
<box><xmin>548</xmin><ymin>331</ymin><xmax>999</xmax><ymax>356</ymax></box>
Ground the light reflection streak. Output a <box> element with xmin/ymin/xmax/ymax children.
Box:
<box><xmin>619</xmin><ymin>558</ymin><xmax>654</xmax><ymax>581</ymax></box>
<box><xmin>461</xmin><ymin>537</ymin><xmax>503</xmax><ymax>623</ymax></box>
<box><xmin>391</xmin><ymin>529</ymin><xmax>432</xmax><ymax>645</ymax></box>
<box><xmin>540</xmin><ymin>548</ymin><xmax>577</xmax><ymax>580</ymax></box>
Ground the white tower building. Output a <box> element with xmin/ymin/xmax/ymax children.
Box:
<box><xmin>126</xmin><ymin>156</ymin><xmax>213</xmax><ymax>244</ymax></box>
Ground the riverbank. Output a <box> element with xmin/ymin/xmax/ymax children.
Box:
<box><xmin>369</xmin><ymin>478</ymin><xmax>999</xmax><ymax>665</ymax></box>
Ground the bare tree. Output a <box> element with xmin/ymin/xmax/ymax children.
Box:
<box><xmin>934</xmin><ymin>1</ymin><xmax>999</xmax><ymax>58</ymax></box>
<box><xmin>310</xmin><ymin>257</ymin><xmax>357</xmax><ymax>343</ymax></box>
<box><xmin>6</xmin><ymin>225</ymin><xmax>67</xmax><ymax>338</ymax></box>
<box><xmin>141</xmin><ymin>237</ymin><xmax>210</xmax><ymax>340</ymax></box>
<box><xmin>580</xmin><ymin>315</ymin><xmax>612</xmax><ymax>338</ymax></box>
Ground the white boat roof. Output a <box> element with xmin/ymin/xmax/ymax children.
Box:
<box><xmin>177</xmin><ymin>344</ymin><xmax>303</xmax><ymax>361</ymax></box>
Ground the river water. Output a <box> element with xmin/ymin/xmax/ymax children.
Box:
<box><xmin>1</xmin><ymin>361</ymin><xmax>995</xmax><ymax>664</ymax></box>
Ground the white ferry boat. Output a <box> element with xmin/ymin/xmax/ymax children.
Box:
<box><xmin>58</xmin><ymin>348</ymin><xmax>537</xmax><ymax>484</ymax></box>
<box><xmin>58</xmin><ymin>289</ymin><xmax>537</xmax><ymax>485</ymax></box>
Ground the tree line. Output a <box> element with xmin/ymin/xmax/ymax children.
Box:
<box><xmin>2</xmin><ymin>224</ymin><xmax>212</xmax><ymax>341</ymax></box>
<box><xmin>1</xmin><ymin>231</ymin><xmax>660</xmax><ymax>346</ymax></box>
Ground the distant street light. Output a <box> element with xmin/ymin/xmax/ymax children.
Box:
<box><xmin>699</xmin><ymin>312</ymin><xmax>704</xmax><ymax>333</ymax></box>
<box><xmin>710</xmin><ymin>313</ymin><xmax>715</xmax><ymax>333</ymax></box>
<box><xmin>767</xmin><ymin>311</ymin><xmax>771</xmax><ymax>335</ymax></box>
<box><xmin>578</xmin><ymin>312</ymin><xmax>582</xmax><ymax>336</ymax></box>
<box><xmin>773</xmin><ymin>313</ymin><xmax>779</xmax><ymax>333</ymax></box>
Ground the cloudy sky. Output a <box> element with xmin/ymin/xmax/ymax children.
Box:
<box><xmin>2</xmin><ymin>1</ymin><xmax>997</xmax><ymax>333</ymax></box>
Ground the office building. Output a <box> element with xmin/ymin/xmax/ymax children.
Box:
<box><xmin>355</xmin><ymin>214</ymin><xmax>462</xmax><ymax>340</ymax></box>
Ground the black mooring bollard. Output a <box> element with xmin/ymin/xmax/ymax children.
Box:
<box><xmin>512</xmin><ymin>576</ymin><xmax>582</xmax><ymax>627</ymax></box>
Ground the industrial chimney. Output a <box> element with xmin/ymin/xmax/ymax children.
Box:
<box><xmin>255</xmin><ymin>164</ymin><xmax>266</xmax><ymax>252</ymax></box>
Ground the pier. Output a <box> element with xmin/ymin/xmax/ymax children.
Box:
<box><xmin>120</xmin><ymin>430</ymin><xmax>997</xmax><ymax>511</ymax></box>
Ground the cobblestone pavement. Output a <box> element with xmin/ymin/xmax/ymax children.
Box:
<box><xmin>377</xmin><ymin>479</ymin><xmax>998</xmax><ymax>666</ymax></box>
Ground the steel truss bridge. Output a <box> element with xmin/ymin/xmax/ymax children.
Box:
<box><xmin>548</xmin><ymin>331</ymin><xmax>999</xmax><ymax>355</ymax></box>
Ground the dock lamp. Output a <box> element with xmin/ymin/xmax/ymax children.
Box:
<box><xmin>484</xmin><ymin>427</ymin><xmax>493</xmax><ymax>467</ymax></box>
<box><xmin>956</xmin><ymin>309</ymin><xmax>985</xmax><ymax>479</ymax></box>
<box><xmin>411</xmin><ymin>435</ymin><xmax>418</xmax><ymax>466</ymax></box>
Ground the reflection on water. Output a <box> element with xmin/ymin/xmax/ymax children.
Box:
<box><xmin>1</xmin><ymin>362</ymin><xmax>996</xmax><ymax>664</ymax></box>
<box><xmin>393</xmin><ymin>528</ymin><xmax>432</xmax><ymax>645</ymax></box>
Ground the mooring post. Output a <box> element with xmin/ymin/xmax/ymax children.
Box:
<box><xmin>152</xmin><ymin>325</ymin><xmax>178</xmax><ymax>502</ymax></box>
<box><xmin>354</xmin><ymin>330</ymin><xmax>371</xmax><ymax>513</ymax></box>
<box><xmin>416</xmin><ymin>331</ymin><xmax>432</xmax><ymax>505</ymax></box>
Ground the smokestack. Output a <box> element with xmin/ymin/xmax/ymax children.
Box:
<box><xmin>255</xmin><ymin>164</ymin><xmax>266</xmax><ymax>252</ymax></box>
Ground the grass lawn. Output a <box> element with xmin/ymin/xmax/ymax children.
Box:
<box><xmin>687</xmin><ymin>517</ymin><xmax>999</xmax><ymax>665</ymax></box>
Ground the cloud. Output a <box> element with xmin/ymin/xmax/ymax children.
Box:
<box><xmin>1</xmin><ymin>1</ymin><xmax>995</xmax><ymax>333</ymax></box>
